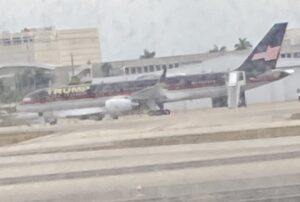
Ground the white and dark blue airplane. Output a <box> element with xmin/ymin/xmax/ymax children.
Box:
<box><xmin>17</xmin><ymin>23</ymin><xmax>293</xmax><ymax>124</ymax></box>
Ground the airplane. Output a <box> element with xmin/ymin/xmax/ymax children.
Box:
<box><xmin>16</xmin><ymin>22</ymin><xmax>293</xmax><ymax>124</ymax></box>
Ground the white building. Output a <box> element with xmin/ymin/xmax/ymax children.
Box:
<box><xmin>0</xmin><ymin>27</ymin><xmax>101</xmax><ymax>66</ymax></box>
<box><xmin>93</xmin><ymin>29</ymin><xmax>300</xmax><ymax>78</ymax></box>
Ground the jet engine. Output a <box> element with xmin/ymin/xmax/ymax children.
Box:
<box><xmin>105</xmin><ymin>97</ymin><xmax>139</xmax><ymax>116</ymax></box>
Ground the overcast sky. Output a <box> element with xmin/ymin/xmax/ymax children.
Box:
<box><xmin>0</xmin><ymin>0</ymin><xmax>299</xmax><ymax>61</ymax></box>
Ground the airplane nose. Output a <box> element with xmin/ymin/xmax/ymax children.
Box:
<box><xmin>16</xmin><ymin>103</ymin><xmax>24</xmax><ymax>112</ymax></box>
<box><xmin>16</xmin><ymin>103</ymin><xmax>21</xmax><ymax>111</ymax></box>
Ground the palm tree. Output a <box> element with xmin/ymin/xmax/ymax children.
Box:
<box><xmin>19</xmin><ymin>69</ymin><xmax>35</xmax><ymax>90</ymax></box>
<box><xmin>140</xmin><ymin>49</ymin><xmax>156</xmax><ymax>59</ymax></box>
<box><xmin>69</xmin><ymin>76</ymin><xmax>81</xmax><ymax>85</ymax></box>
<box><xmin>209</xmin><ymin>45</ymin><xmax>227</xmax><ymax>53</ymax></box>
<box><xmin>34</xmin><ymin>69</ymin><xmax>52</xmax><ymax>89</ymax></box>
<box><xmin>234</xmin><ymin>38</ymin><xmax>252</xmax><ymax>50</ymax></box>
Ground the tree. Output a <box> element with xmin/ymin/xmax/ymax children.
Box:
<box><xmin>140</xmin><ymin>49</ymin><xmax>156</xmax><ymax>59</ymax></box>
<box><xmin>2</xmin><ymin>90</ymin><xmax>19</xmax><ymax>103</ymax></box>
<box><xmin>209</xmin><ymin>45</ymin><xmax>227</xmax><ymax>53</ymax></box>
<box><xmin>34</xmin><ymin>69</ymin><xmax>52</xmax><ymax>89</ymax></box>
<box><xmin>101</xmin><ymin>62</ymin><xmax>112</xmax><ymax>77</ymax></box>
<box><xmin>18</xmin><ymin>69</ymin><xmax>35</xmax><ymax>91</ymax></box>
<box><xmin>69</xmin><ymin>76</ymin><xmax>81</xmax><ymax>85</ymax></box>
<box><xmin>234</xmin><ymin>38</ymin><xmax>252</xmax><ymax>50</ymax></box>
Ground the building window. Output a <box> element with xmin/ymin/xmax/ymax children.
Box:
<box><xmin>2</xmin><ymin>38</ymin><xmax>11</xmax><ymax>45</ymax></box>
<box><xmin>175</xmin><ymin>63</ymin><xmax>179</xmax><ymax>68</ymax></box>
<box><xmin>137</xmin><ymin>66</ymin><xmax>142</xmax><ymax>73</ymax></box>
<box><xmin>149</xmin><ymin>65</ymin><xmax>154</xmax><ymax>72</ymax></box>
<box><xmin>281</xmin><ymin>54</ymin><xmax>286</xmax><ymax>58</ymax></box>
<box><xmin>131</xmin><ymin>67</ymin><xmax>136</xmax><ymax>74</ymax></box>
<box><xmin>286</xmin><ymin>53</ymin><xmax>292</xmax><ymax>58</ymax></box>
<box><xmin>294</xmin><ymin>52</ymin><xmax>300</xmax><ymax>58</ymax></box>
<box><xmin>156</xmin><ymin>65</ymin><xmax>161</xmax><ymax>71</ymax></box>
<box><xmin>169</xmin><ymin>64</ymin><xmax>173</xmax><ymax>69</ymax></box>
<box><xmin>23</xmin><ymin>36</ymin><xmax>33</xmax><ymax>43</ymax></box>
<box><xmin>144</xmin><ymin>66</ymin><xmax>148</xmax><ymax>72</ymax></box>
<box><xmin>124</xmin><ymin>67</ymin><xmax>130</xmax><ymax>75</ymax></box>
<box><xmin>12</xmin><ymin>37</ymin><xmax>21</xmax><ymax>45</ymax></box>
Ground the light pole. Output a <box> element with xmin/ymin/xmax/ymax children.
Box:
<box><xmin>70</xmin><ymin>53</ymin><xmax>74</xmax><ymax>77</ymax></box>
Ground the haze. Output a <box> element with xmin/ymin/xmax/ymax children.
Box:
<box><xmin>0</xmin><ymin>0</ymin><xmax>298</xmax><ymax>61</ymax></box>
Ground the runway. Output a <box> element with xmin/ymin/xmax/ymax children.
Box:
<box><xmin>1</xmin><ymin>101</ymin><xmax>300</xmax><ymax>201</ymax></box>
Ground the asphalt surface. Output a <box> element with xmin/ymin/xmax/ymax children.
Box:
<box><xmin>1</xmin><ymin>101</ymin><xmax>300</xmax><ymax>201</ymax></box>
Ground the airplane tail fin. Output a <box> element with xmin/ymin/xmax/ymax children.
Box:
<box><xmin>236</xmin><ymin>23</ymin><xmax>287</xmax><ymax>76</ymax></box>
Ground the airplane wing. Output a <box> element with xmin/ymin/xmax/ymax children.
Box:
<box><xmin>131</xmin><ymin>67</ymin><xmax>168</xmax><ymax>101</ymax></box>
<box><xmin>131</xmin><ymin>84</ymin><xmax>167</xmax><ymax>100</ymax></box>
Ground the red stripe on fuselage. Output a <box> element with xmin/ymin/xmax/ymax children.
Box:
<box><xmin>20</xmin><ymin>80</ymin><xmax>226</xmax><ymax>106</ymax></box>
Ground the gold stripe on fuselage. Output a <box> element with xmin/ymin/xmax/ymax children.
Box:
<box><xmin>48</xmin><ymin>85</ymin><xmax>91</xmax><ymax>96</ymax></box>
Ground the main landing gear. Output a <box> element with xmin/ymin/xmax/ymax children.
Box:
<box><xmin>90</xmin><ymin>114</ymin><xmax>105</xmax><ymax>121</ymax></box>
<box><xmin>147</xmin><ymin>109</ymin><xmax>171</xmax><ymax>116</ymax></box>
<box><xmin>44</xmin><ymin>117</ymin><xmax>57</xmax><ymax>125</ymax></box>
<box><xmin>110</xmin><ymin>114</ymin><xmax>119</xmax><ymax>120</ymax></box>
<box><xmin>145</xmin><ymin>101</ymin><xmax>171</xmax><ymax>116</ymax></box>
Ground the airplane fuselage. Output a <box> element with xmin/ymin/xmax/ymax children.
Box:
<box><xmin>17</xmin><ymin>70</ymin><xmax>288</xmax><ymax>113</ymax></box>
<box><xmin>17</xmin><ymin>22</ymin><xmax>291</xmax><ymax>118</ymax></box>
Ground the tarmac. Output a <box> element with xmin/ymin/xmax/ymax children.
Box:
<box><xmin>1</xmin><ymin>101</ymin><xmax>300</xmax><ymax>201</ymax></box>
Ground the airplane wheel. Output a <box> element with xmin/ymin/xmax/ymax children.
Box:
<box><xmin>95</xmin><ymin>116</ymin><xmax>103</xmax><ymax>121</ymax></box>
<box><xmin>80</xmin><ymin>115</ymin><xmax>89</xmax><ymax>120</ymax></box>
<box><xmin>49</xmin><ymin>119</ymin><xmax>57</xmax><ymax>125</ymax></box>
<box><xmin>148</xmin><ymin>111</ymin><xmax>156</xmax><ymax>116</ymax></box>
<box><xmin>91</xmin><ymin>114</ymin><xmax>104</xmax><ymax>121</ymax></box>
<box><xmin>148</xmin><ymin>110</ymin><xmax>171</xmax><ymax>116</ymax></box>
<box><xmin>44</xmin><ymin>117</ymin><xmax>57</xmax><ymax>125</ymax></box>
<box><xmin>164</xmin><ymin>109</ymin><xmax>171</xmax><ymax>115</ymax></box>
<box><xmin>111</xmin><ymin>114</ymin><xmax>119</xmax><ymax>120</ymax></box>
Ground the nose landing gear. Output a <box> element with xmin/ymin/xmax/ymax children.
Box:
<box><xmin>148</xmin><ymin>109</ymin><xmax>171</xmax><ymax>116</ymax></box>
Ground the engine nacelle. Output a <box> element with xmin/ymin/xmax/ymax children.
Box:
<box><xmin>105</xmin><ymin>97</ymin><xmax>139</xmax><ymax>115</ymax></box>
